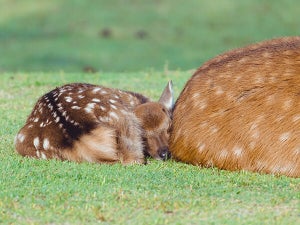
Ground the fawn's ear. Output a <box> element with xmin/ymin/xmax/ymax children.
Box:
<box><xmin>158</xmin><ymin>80</ymin><xmax>174</xmax><ymax>111</ymax></box>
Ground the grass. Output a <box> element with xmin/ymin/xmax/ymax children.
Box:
<box><xmin>0</xmin><ymin>72</ymin><xmax>299</xmax><ymax>224</ymax></box>
<box><xmin>0</xmin><ymin>1</ymin><xmax>299</xmax><ymax>224</ymax></box>
<box><xmin>0</xmin><ymin>0</ymin><xmax>299</xmax><ymax>72</ymax></box>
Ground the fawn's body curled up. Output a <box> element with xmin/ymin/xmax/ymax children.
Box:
<box><xmin>15</xmin><ymin>81</ymin><xmax>173</xmax><ymax>164</ymax></box>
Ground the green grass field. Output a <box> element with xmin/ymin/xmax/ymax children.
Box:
<box><xmin>0</xmin><ymin>73</ymin><xmax>299</xmax><ymax>224</ymax></box>
<box><xmin>0</xmin><ymin>0</ymin><xmax>300</xmax><ymax>224</ymax></box>
<box><xmin>0</xmin><ymin>0</ymin><xmax>299</xmax><ymax>72</ymax></box>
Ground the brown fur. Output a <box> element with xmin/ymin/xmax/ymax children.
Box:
<box><xmin>169</xmin><ymin>36</ymin><xmax>300</xmax><ymax>177</ymax></box>
<box><xmin>15</xmin><ymin>82</ymin><xmax>173</xmax><ymax>164</ymax></box>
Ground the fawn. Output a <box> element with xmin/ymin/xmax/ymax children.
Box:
<box><xmin>15</xmin><ymin>81</ymin><xmax>174</xmax><ymax>164</ymax></box>
<box><xmin>169</xmin><ymin>36</ymin><xmax>300</xmax><ymax>177</ymax></box>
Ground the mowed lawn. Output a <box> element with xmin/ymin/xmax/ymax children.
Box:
<box><xmin>0</xmin><ymin>73</ymin><xmax>299</xmax><ymax>225</ymax></box>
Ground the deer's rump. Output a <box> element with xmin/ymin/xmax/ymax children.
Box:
<box><xmin>169</xmin><ymin>36</ymin><xmax>300</xmax><ymax>177</ymax></box>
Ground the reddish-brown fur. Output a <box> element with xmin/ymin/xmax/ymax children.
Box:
<box><xmin>15</xmin><ymin>82</ymin><xmax>173</xmax><ymax>164</ymax></box>
<box><xmin>169</xmin><ymin>37</ymin><xmax>300</xmax><ymax>177</ymax></box>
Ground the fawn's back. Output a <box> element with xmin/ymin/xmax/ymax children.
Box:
<box><xmin>169</xmin><ymin>37</ymin><xmax>300</xmax><ymax>177</ymax></box>
<box><xmin>15</xmin><ymin>82</ymin><xmax>173</xmax><ymax>164</ymax></box>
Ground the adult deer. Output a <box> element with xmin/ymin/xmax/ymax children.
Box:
<box><xmin>170</xmin><ymin>37</ymin><xmax>300</xmax><ymax>177</ymax></box>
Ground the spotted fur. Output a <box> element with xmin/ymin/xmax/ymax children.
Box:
<box><xmin>15</xmin><ymin>82</ymin><xmax>173</xmax><ymax>164</ymax></box>
<box><xmin>169</xmin><ymin>36</ymin><xmax>300</xmax><ymax>177</ymax></box>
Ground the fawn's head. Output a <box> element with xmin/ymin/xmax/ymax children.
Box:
<box><xmin>134</xmin><ymin>81</ymin><xmax>174</xmax><ymax>160</ymax></box>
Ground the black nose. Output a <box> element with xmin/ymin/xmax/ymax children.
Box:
<box><xmin>158</xmin><ymin>147</ymin><xmax>171</xmax><ymax>160</ymax></box>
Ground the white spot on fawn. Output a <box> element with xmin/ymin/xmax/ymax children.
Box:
<box><xmin>87</xmin><ymin>103</ymin><xmax>96</xmax><ymax>108</ymax></box>
<box><xmin>85</xmin><ymin>107</ymin><xmax>92</xmax><ymax>113</ymax></box>
<box><xmin>41</xmin><ymin>152</ymin><xmax>47</xmax><ymax>159</ymax></box>
<box><xmin>109</xmin><ymin>112</ymin><xmax>119</xmax><ymax>120</ymax></box>
<box><xmin>92</xmin><ymin>87</ymin><xmax>101</xmax><ymax>93</ymax></box>
<box><xmin>78</xmin><ymin>95</ymin><xmax>85</xmax><ymax>99</ymax></box>
<box><xmin>109</xmin><ymin>99</ymin><xmax>117</xmax><ymax>104</ymax></box>
<box><xmin>34</xmin><ymin>118</ymin><xmax>39</xmax><ymax>122</ymax></box>
<box><xmin>43</xmin><ymin>138</ymin><xmax>50</xmax><ymax>150</ymax></box>
<box><xmin>111</xmin><ymin>104</ymin><xmax>117</xmax><ymax>110</ymax></box>
<box><xmin>85</xmin><ymin>103</ymin><xmax>96</xmax><ymax>113</ymax></box>
<box><xmin>101</xmin><ymin>90</ymin><xmax>107</xmax><ymax>94</ymax></box>
<box><xmin>100</xmin><ymin>106</ymin><xmax>106</xmax><ymax>111</ymax></box>
<box><xmin>71</xmin><ymin>106</ymin><xmax>81</xmax><ymax>110</ymax></box>
<box><xmin>92</xmin><ymin>98</ymin><xmax>101</xmax><ymax>103</ymax></box>
<box><xmin>99</xmin><ymin>116</ymin><xmax>109</xmax><ymax>123</ymax></box>
<box><xmin>33</xmin><ymin>137</ymin><xmax>40</xmax><ymax>149</ymax></box>
<box><xmin>78</xmin><ymin>88</ymin><xmax>84</xmax><ymax>93</ymax></box>
<box><xmin>65</xmin><ymin>96</ymin><xmax>73</xmax><ymax>102</ymax></box>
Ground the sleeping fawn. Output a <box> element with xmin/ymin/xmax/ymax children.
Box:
<box><xmin>15</xmin><ymin>81</ymin><xmax>173</xmax><ymax>164</ymax></box>
<box><xmin>169</xmin><ymin>37</ymin><xmax>300</xmax><ymax>177</ymax></box>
